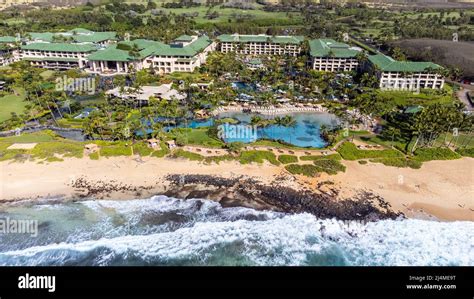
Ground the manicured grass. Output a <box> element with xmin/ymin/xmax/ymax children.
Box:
<box><xmin>155</xmin><ymin>5</ymin><xmax>302</xmax><ymax>24</ymax></box>
<box><xmin>337</xmin><ymin>142</ymin><xmax>403</xmax><ymax>160</ymax></box>
<box><xmin>435</xmin><ymin>133</ymin><xmax>474</xmax><ymax>149</ymax></box>
<box><xmin>239</xmin><ymin>150</ymin><xmax>280</xmax><ymax>166</ymax></box>
<box><xmin>170</xmin><ymin>128</ymin><xmax>224</xmax><ymax>148</ymax></box>
<box><xmin>412</xmin><ymin>148</ymin><xmax>461</xmax><ymax>162</ymax></box>
<box><xmin>300</xmin><ymin>153</ymin><xmax>342</xmax><ymax>161</ymax></box>
<box><xmin>0</xmin><ymin>88</ymin><xmax>27</xmax><ymax>123</ymax></box>
<box><xmin>0</xmin><ymin>131</ymin><xmax>57</xmax><ymax>143</ymax></box>
<box><xmin>277</xmin><ymin>154</ymin><xmax>298</xmax><ymax>164</ymax></box>
<box><xmin>359</xmin><ymin>136</ymin><xmax>410</xmax><ymax>153</ymax></box>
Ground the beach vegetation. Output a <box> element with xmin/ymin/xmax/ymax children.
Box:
<box><xmin>369</xmin><ymin>157</ymin><xmax>422</xmax><ymax>169</ymax></box>
<box><xmin>239</xmin><ymin>150</ymin><xmax>280</xmax><ymax>166</ymax></box>
<box><xmin>30</xmin><ymin>141</ymin><xmax>83</xmax><ymax>160</ymax></box>
<box><xmin>171</xmin><ymin>149</ymin><xmax>204</xmax><ymax>161</ymax></box>
<box><xmin>132</xmin><ymin>142</ymin><xmax>153</xmax><ymax>157</ymax></box>
<box><xmin>337</xmin><ymin>142</ymin><xmax>403</xmax><ymax>160</ymax></box>
<box><xmin>412</xmin><ymin>147</ymin><xmax>461</xmax><ymax>162</ymax></box>
<box><xmin>100</xmin><ymin>143</ymin><xmax>133</xmax><ymax>157</ymax></box>
<box><xmin>285</xmin><ymin>164</ymin><xmax>320</xmax><ymax>177</ymax></box>
<box><xmin>88</xmin><ymin>151</ymin><xmax>100</xmax><ymax>160</ymax></box>
<box><xmin>277</xmin><ymin>155</ymin><xmax>298</xmax><ymax>164</ymax></box>
<box><xmin>300</xmin><ymin>153</ymin><xmax>342</xmax><ymax>161</ymax></box>
<box><xmin>456</xmin><ymin>148</ymin><xmax>474</xmax><ymax>158</ymax></box>
<box><xmin>313</xmin><ymin>159</ymin><xmax>346</xmax><ymax>175</ymax></box>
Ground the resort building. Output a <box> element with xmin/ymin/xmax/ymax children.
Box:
<box><xmin>0</xmin><ymin>36</ymin><xmax>19</xmax><ymax>66</ymax></box>
<box><xmin>217</xmin><ymin>34</ymin><xmax>304</xmax><ymax>56</ymax></box>
<box><xmin>145</xmin><ymin>35</ymin><xmax>216</xmax><ymax>74</ymax></box>
<box><xmin>367</xmin><ymin>54</ymin><xmax>445</xmax><ymax>91</ymax></box>
<box><xmin>309</xmin><ymin>39</ymin><xmax>361</xmax><ymax>72</ymax></box>
<box><xmin>20</xmin><ymin>43</ymin><xmax>97</xmax><ymax>69</ymax></box>
<box><xmin>86</xmin><ymin>35</ymin><xmax>215</xmax><ymax>75</ymax></box>
<box><xmin>27</xmin><ymin>28</ymin><xmax>117</xmax><ymax>46</ymax></box>
<box><xmin>105</xmin><ymin>84</ymin><xmax>186</xmax><ymax>105</ymax></box>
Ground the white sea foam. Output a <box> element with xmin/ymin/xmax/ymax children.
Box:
<box><xmin>0</xmin><ymin>207</ymin><xmax>472</xmax><ymax>266</ymax></box>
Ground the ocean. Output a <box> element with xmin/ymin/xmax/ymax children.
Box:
<box><xmin>0</xmin><ymin>195</ymin><xmax>472</xmax><ymax>266</ymax></box>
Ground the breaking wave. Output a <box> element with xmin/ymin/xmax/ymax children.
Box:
<box><xmin>0</xmin><ymin>196</ymin><xmax>472</xmax><ymax>266</ymax></box>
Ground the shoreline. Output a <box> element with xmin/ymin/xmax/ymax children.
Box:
<box><xmin>1</xmin><ymin>156</ymin><xmax>473</xmax><ymax>221</ymax></box>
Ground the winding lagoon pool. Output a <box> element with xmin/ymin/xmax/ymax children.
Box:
<box><xmin>139</xmin><ymin>112</ymin><xmax>339</xmax><ymax>148</ymax></box>
<box><xmin>218</xmin><ymin>112</ymin><xmax>339</xmax><ymax>148</ymax></box>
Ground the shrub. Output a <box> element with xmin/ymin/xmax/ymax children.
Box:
<box><xmin>100</xmin><ymin>144</ymin><xmax>133</xmax><ymax>157</ymax></box>
<box><xmin>31</xmin><ymin>142</ymin><xmax>83</xmax><ymax>160</ymax></box>
<box><xmin>89</xmin><ymin>152</ymin><xmax>99</xmax><ymax>160</ymax></box>
<box><xmin>337</xmin><ymin>142</ymin><xmax>403</xmax><ymax>160</ymax></box>
<box><xmin>239</xmin><ymin>150</ymin><xmax>280</xmax><ymax>166</ymax></box>
<box><xmin>370</xmin><ymin>158</ymin><xmax>422</xmax><ymax>169</ymax></box>
<box><xmin>204</xmin><ymin>155</ymin><xmax>235</xmax><ymax>164</ymax></box>
<box><xmin>285</xmin><ymin>164</ymin><xmax>320</xmax><ymax>177</ymax></box>
<box><xmin>412</xmin><ymin>148</ymin><xmax>461</xmax><ymax>162</ymax></box>
<box><xmin>455</xmin><ymin>148</ymin><xmax>474</xmax><ymax>158</ymax></box>
<box><xmin>278</xmin><ymin>154</ymin><xmax>298</xmax><ymax>164</ymax></box>
<box><xmin>171</xmin><ymin>149</ymin><xmax>204</xmax><ymax>161</ymax></box>
<box><xmin>133</xmin><ymin>142</ymin><xmax>153</xmax><ymax>157</ymax></box>
<box><xmin>300</xmin><ymin>153</ymin><xmax>342</xmax><ymax>161</ymax></box>
<box><xmin>313</xmin><ymin>159</ymin><xmax>346</xmax><ymax>175</ymax></box>
<box><xmin>358</xmin><ymin>160</ymin><xmax>368</xmax><ymax>165</ymax></box>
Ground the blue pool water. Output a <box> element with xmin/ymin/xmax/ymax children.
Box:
<box><xmin>136</xmin><ymin>112</ymin><xmax>338</xmax><ymax>148</ymax></box>
<box><xmin>219</xmin><ymin>112</ymin><xmax>339</xmax><ymax>148</ymax></box>
<box><xmin>231</xmin><ymin>81</ymin><xmax>257</xmax><ymax>91</ymax></box>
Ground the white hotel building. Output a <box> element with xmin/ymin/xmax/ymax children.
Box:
<box><xmin>367</xmin><ymin>54</ymin><xmax>444</xmax><ymax>90</ymax></box>
<box><xmin>309</xmin><ymin>39</ymin><xmax>361</xmax><ymax>72</ymax></box>
<box><xmin>217</xmin><ymin>34</ymin><xmax>304</xmax><ymax>56</ymax></box>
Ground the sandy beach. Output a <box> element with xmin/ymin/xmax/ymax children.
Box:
<box><xmin>0</xmin><ymin>156</ymin><xmax>473</xmax><ymax>221</ymax></box>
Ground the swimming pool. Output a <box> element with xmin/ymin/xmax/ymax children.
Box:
<box><xmin>218</xmin><ymin>112</ymin><xmax>339</xmax><ymax>148</ymax></box>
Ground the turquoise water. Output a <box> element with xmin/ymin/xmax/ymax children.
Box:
<box><xmin>0</xmin><ymin>196</ymin><xmax>472</xmax><ymax>266</ymax></box>
<box><xmin>219</xmin><ymin>112</ymin><xmax>339</xmax><ymax>148</ymax></box>
<box><xmin>137</xmin><ymin>112</ymin><xmax>338</xmax><ymax>148</ymax></box>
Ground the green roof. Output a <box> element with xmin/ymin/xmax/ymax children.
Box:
<box><xmin>28</xmin><ymin>29</ymin><xmax>116</xmax><ymax>44</ymax></box>
<box><xmin>248</xmin><ymin>58</ymin><xmax>262</xmax><ymax>65</ymax></box>
<box><xmin>87</xmin><ymin>44</ymin><xmax>137</xmax><ymax>62</ymax></box>
<box><xmin>217</xmin><ymin>34</ymin><xmax>304</xmax><ymax>45</ymax></box>
<box><xmin>23</xmin><ymin>57</ymin><xmax>79</xmax><ymax>62</ymax></box>
<box><xmin>368</xmin><ymin>54</ymin><xmax>443</xmax><ymax>72</ymax></box>
<box><xmin>0</xmin><ymin>36</ymin><xmax>17</xmax><ymax>43</ymax></box>
<box><xmin>175</xmin><ymin>35</ymin><xmax>194</xmax><ymax>42</ymax></box>
<box><xmin>309</xmin><ymin>39</ymin><xmax>360</xmax><ymax>58</ymax></box>
<box><xmin>28</xmin><ymin>32</ymin><xmax>55</xmax><ymax>42</ymax></box>
<box><xmin>404</xmin><ymin>106</ymin><xmax>423</xmax><ymax>114</ymax></box>
<box><xmin>21</xmin><ymin>43</ymin><xmax>97</xmax><ymax>53</ymax></box>
<box><xmin>154</xmin><ymin>35</ymin><xmax>212</xmax><ymax>57</ymax></box>
<box><xmin>87</xmin><ymin>36</ymin><xmax>212</xmax><ymax>62</ymax></box>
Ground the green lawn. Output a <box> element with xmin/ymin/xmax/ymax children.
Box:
<box><xmin>134</xmin><ymin>3</ymin><xmax>302</xmax><ymax>24</ymax></box>
<box><xmin>169</xmin><ymin>128</ymin><xmax>224</xmax><ymax>148</ymax></box>
<box><xmin>0</xmin><ymin>88</ymin><xmax>27</xmax><ymax>123</ymax></box>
